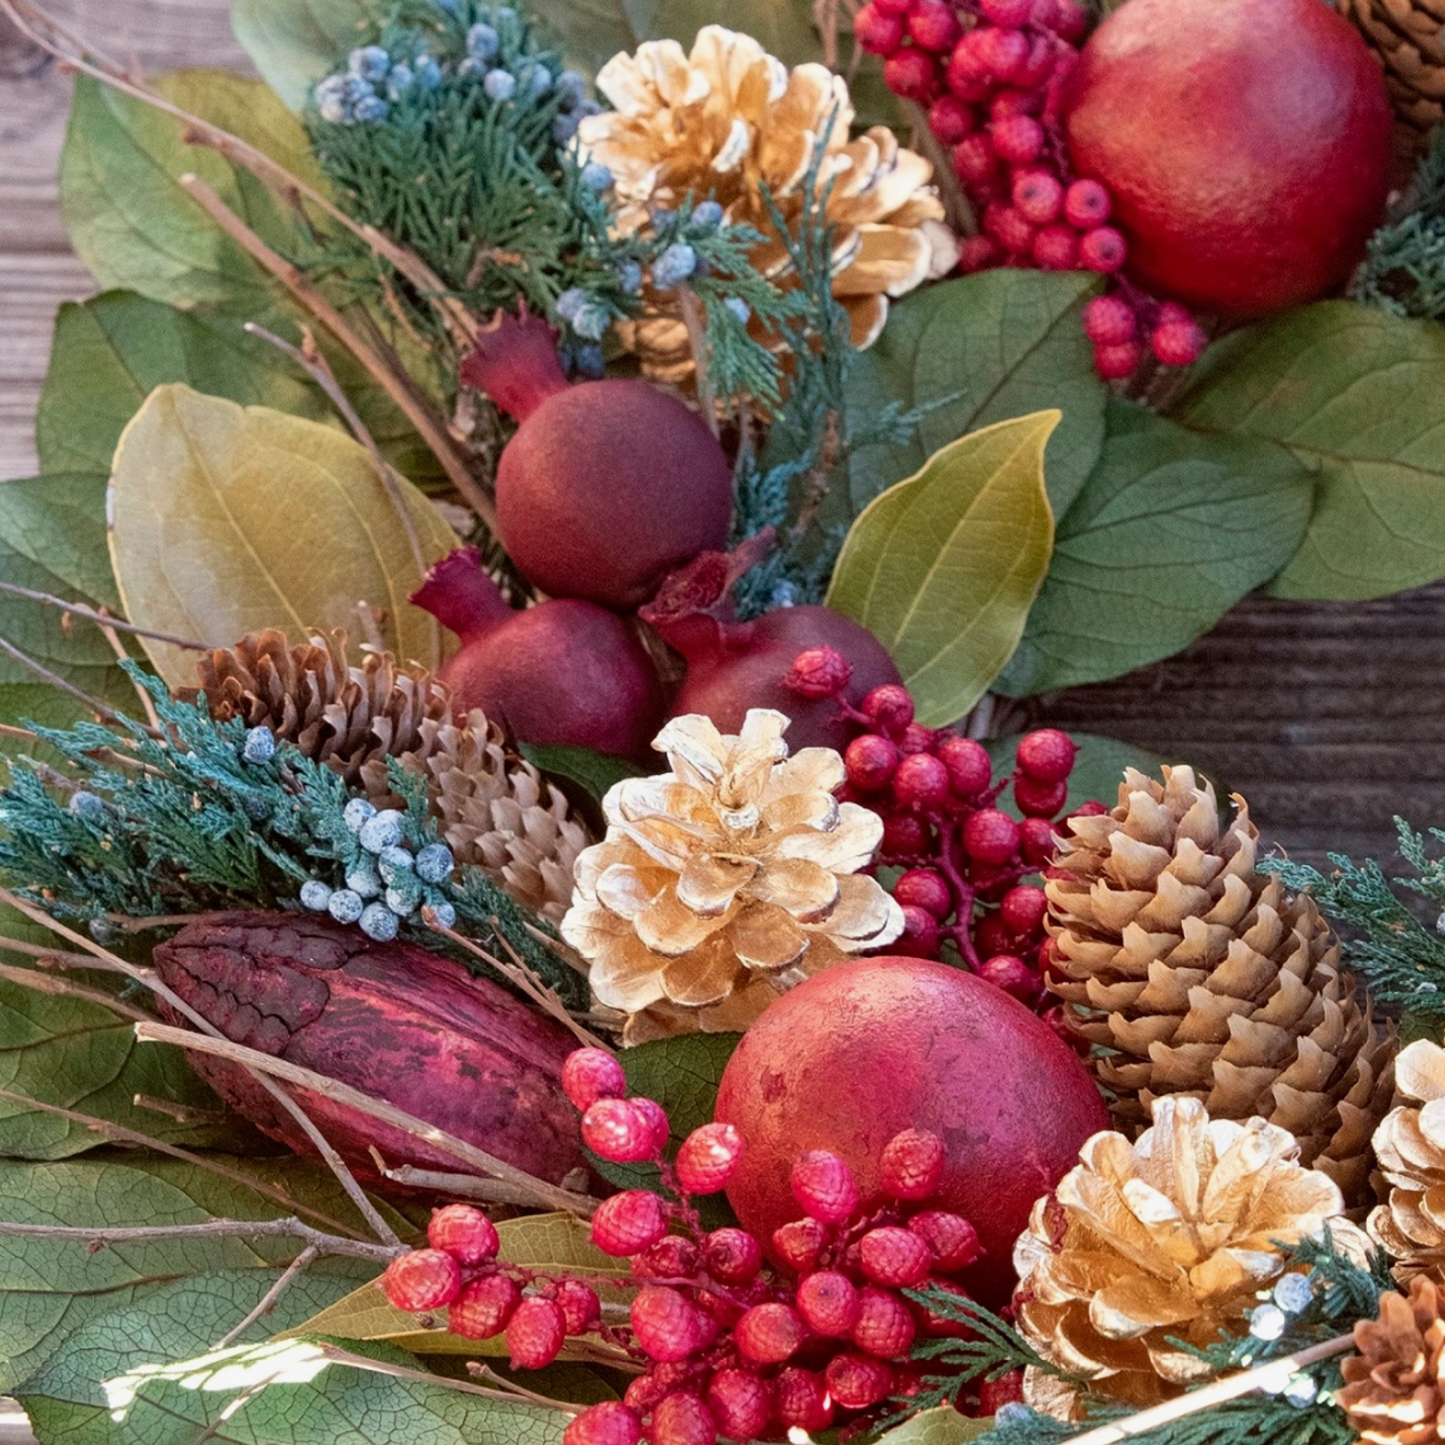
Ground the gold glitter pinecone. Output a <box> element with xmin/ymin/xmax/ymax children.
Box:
<box><xmin>576</xmin><ymin>26</ymin><xmax>958</xmax><ymax>385</ymax></box>
<box><xmin>1368</xmin><ymin>1039</ymin><xmax>1445</xmax><ymax>1282</ymax></box>
<box><xmin>188</xmin><ymin>630</ymin><xmax>592</xmax><ymax>923</ymax></box>
<box><xmin>1338</xmin><ymin>0</ymin><xmax>1445</xmax><ymax>162</ymax></box>
<box><xmin>1046</xmin><ymin>766</ymin><xmax>1395</xmax><ymax>1209</ymax></box>
<box><xmin>1340</xmin><ymin>1275</ymin><xmax>1445</xmax><ymax>1445</ymax></box>
<box><xmin>560</xmin><ymin>708</ymin><xmax>903</xmax><ymax>1044</ymax></box>
<box><xmin>1014</xmin><ymin>1095</ymin><xmax>1357</xmax><ymax>1412</ymax></box>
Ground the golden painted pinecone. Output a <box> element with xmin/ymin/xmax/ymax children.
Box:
<box><xmin>188</xmin><ymin>630</ymin><xmax>592</xmax><ymax>923</ymax></box>
<box><xmin>359</xmin><ymin>714</ymin><xmax>590</xmax><ymax>925</ymax></box>
<box><xmin>1014</xmin><ymin>1095</ymin><xmax>1358</xmax><ymax>1412</ymax></box>
<box><xmin>1339</xmin><ymin>1275</ymin><xmax>1445</xmax><ymax>1445</ymax></box>
<box><xmin>1368</xmin><ymin>1040</ymin><xmax>1445</xmax><ymax>1282</ymax></box>
<box><xmin>1046</xmin><ymin>766</ymin><xmax>1395</xmax><ymax>1209</ymax></box>
<box><xmin>1338</xmin><ymin>0</ymin><xmax>1445</xmax><ymax>161</ymax></box>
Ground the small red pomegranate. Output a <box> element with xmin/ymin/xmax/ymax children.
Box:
<box><xmin>714</xmin><ymin>958</ymin><xmax>1107</xmax><ymax>1301</ymax></box>
<box><xmin>412</xmin><ymin>547</ymin><xmax>664</xmax><ymax>760</ymax></box>
<box><xmin>1063</xmin><ymin>0</ymin><xmax>1392</xmax><ymax>317</ymax></box>
<box><xmin>461</xmin><ymin>310</ymin><xmax>734</xmax><ymax>608</ymax></box>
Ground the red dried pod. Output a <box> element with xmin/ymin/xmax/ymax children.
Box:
<box><xmin>851</xmin><ymin>1286</ymin><xmax>918</xmax><ymax>1359</ymax></box>
<box><xmin>507</xmin><ymin>1296</ymin><xmax>567</xmax><ymax>1369</ymax></box>
<box><xmin>707</xmin><ymin>1370</ymin><xmax>773</xmax><ymax>1440</ymax></box>
<box><xmin>796</xmin><ymin>1270</ymin><xmax>862</xmax><ymax>1337</ymax></box>
<box><xmin>450</xmin><ymin>1273</ymin><xmax>522</xmax><ymax>1339</ymax></box>
<box><xmin>554</xmin><ymin>1278</ymin><xmax>603</xmax><ymax>1334</ymax></box>
<box><xmin>428</xmin><ymin>1204</ymin><xmax>500</xmax><ymax>1265</ymax></box>
<box><xmin>879</xmin><ymin>1128</ymin><xmax>947</xmax><ymax>1200</ymax></box>
<box><xmin>826</xmin><ymin>1352</ymin><xmax>896</xmax><ymax>1409</ymax></box>
<box><xmin>382</xmin><ymin>1249</ymin><xmax>461</xmax><ymax>1312</ymax></box>
<box><xmin>631</xmin><ymin>1286</ymin><xmax>704</xmax><ymax>1362</ymax></box>
<box><xmin>774</xmin><ymin>1369</ymin><xmax>834</xmax><ymax>1431</ymax></box>
<box><xmin>909</xmin><ymin>1211</ymin><xmax>983</xmax><ymax>1273</ymax></box>
<box><xmin>772</xmin><ymin>1217</ymin><xmax>829</xmax><ymax>1273</ymax></box>
<box><xmin>152</xmin><ymin>913</ymin><xmax>587</xmax><ymax>1187</ymax></box>
<box><xmin>565</xmin><ymin>1402</ymin><xmax>642</xmax><ymax>1445</ymax></box>
<box><xmin>702</xmin><ymin>1228</ymin><xmax>764</xmax><ymax>1285</ymax></box>
<box><xmin>735</xmin><ymin>1302</ymin><xmax>807</xmax><ymax>1366</ymax></box>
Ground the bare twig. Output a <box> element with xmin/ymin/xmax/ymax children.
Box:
<box><xmin>379</xmin><ymin>1164</ymin><xmax>557</xmax><ymax>1207</ymax></box>
<box><xmin>676</xmin><ymin>286</ymin><xmax>720</xmax><ymax>438</ymax></box>
<box><xmin>470</xmin><ymin>1364</ymin><xmax>577</xmax><ymax>1412</ymax></box>
<box><xmin>0</xmin><ymin>580</ymin><xmax>208</xmax><ymax>650</ymax></box>
<box><xmin>0</xmin><ymin>931</ymin><xmax>133</xmax><ymax>972</ymax></box>
<box><xmin>0</xmin><ymin>635</ymin><xmax>151</xmax><ymax>731</ymax></box>
<box><xmin>134</xmin><ymin>1020</ymin><xmax>600</xmax><ymax>1217</ymax></box>
<box><xmin>215</xmin><ymin>1246</ymin><xmax>320</xmax><ymax>1349</ymax></box>
<box><xmin>0</xmin><ymin>960</ymin><xmax>154</xmax><ymax>1022</ymax></box>
<box><xmin>96</xmin><ymin>612</ymin><xmax>162</xmax><ymax>730</ymax></box>
<box><xmin>315</xmin><ymin>1343</ymin><xmax>563</xmax><ymax>1406</ymax></box>
<box><xmin>133</xmin><ymin>1094</ymin><xmax>230</xmax><ymax>1126</ymax></box>
<box><xmin>0</xmin><ymin>1215</ymin><xmax>401</xmax><ymax>1262</ymax></box>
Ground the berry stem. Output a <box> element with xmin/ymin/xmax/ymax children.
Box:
<box><xmin>936</xmin><ymin>819</ymin><xmax>982</xmax><ymax>970</ymax></box>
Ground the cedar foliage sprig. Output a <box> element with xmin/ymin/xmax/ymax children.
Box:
<box><xmin>0</xmin><ymin>668</ymin><xmax>581</xmax><ymax>1001</ymax></box>
<box><xmin>1261</xmin><ymin>818</ymin><xmax>1445</xmax><ymax>1031</ymax></box>
<box><xmin>1353</xmin><ymin>124</ymin><xmax>1445</xmax><ymax>319</ymax></box>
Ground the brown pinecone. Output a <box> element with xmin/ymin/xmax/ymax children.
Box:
<box><xmin>1368</xmin><ymin>1039</ymin><xmax>1445</xmax><ymax>1281</ymax></box>
<box><xmin>1338</xmin><ymin>0</ymin><xmax>1445</xmax><ymax>162</ymax></box>
<box><xmin>1046</xmin><ymin>766</ymin><xmax>1395</xmax><ymax>1209</ymax></box>
<box><xmin>1339</xmin><ymin>1275</ymin><xmax>1445</xmax><ymax>1444</ymax></box>
<box><xmin>360</xmin><ymin>714</ymin><xmax>591</xmax><ymax>925</ymax></box>
<box><xmin>186</xmin><ymin>629</ymin><xmax>449</xmax><ymax>786</ymax></box>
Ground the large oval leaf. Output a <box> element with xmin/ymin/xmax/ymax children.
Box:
<box><xmin>108</xmin><ymin>385</ymin><xmax>457</xmax><ymax>685</ymax></box>
<box><xmin>1170</xmin><ymin>301</ymin><xmax>1445</xmax><ymax>601</ymax></box>
<box><xmin>827</xmin><ymin>412</ymin><xmax>1058</xmax><ymax>727</ymax></box>
<box><xmin>232</xmin><ymin>0</ymin><xmax>377</xmax><ymax>112</ymax></box>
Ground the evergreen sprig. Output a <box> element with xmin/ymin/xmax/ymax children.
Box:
<box><xmin>1353</xmin><ymin>125</ymin><xmax>1445</xmax><ymax>319</ymax></box>
<box><xmin>1261</xmin><ymin>818</ymin><xmax>1445</xmax><ymax>1031</ymax></box>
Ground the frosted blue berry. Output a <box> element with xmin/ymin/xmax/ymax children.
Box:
<box><xmin>360</xmin><ymin>903</ymin><xmax>401</xmax><ymax>941</ymax></box>
<box><xmin>573</xmin><ymin>344</ymin><xmax>605</xmax><ymax>379</ymax></box>
<box><xmin>89</xmin><ymin>918</ymin><xmax>118</xmax><ymax>945</ymax></box>
<box><xmin>554</xmin><ymin>112</ymin><xmax>581</xmax><ymax>143</ymax></box>
<box><xmin>386</xmin><ymin>63</ymin><xmax>414</xmax><ymax>98</ymax></box>
<box><xmin>555</xmin><ymin>69</ymin><xmax>587</xmax><ymax>106</ymax></box>
<box><xmin>328</xmin><ymin>888</ymin><xmax>365</xmax><ymax>925</ymax></box>
<box><xmin>1280</xmin><ymin>1375</ymin><xmax>1317</xmax><ymax>1409</ymax></box>
<box><xmin>343</xmin><ymin>798</ymin><xmax>377</xmax><ymax>833</ymax></box>
<box><xmin>769</xmin><ymin>580</ymin><xmax>799</xmax><ymax>608</ymax></box>
<box><xmin>314</xmin><ymin>74</ymin><xmax>351</xmax><ymax>124</ymax></box>
<box><xmin>378</xmin><ymin>844</ymin><xmax>415</xmax><ymax>884</ymax></box>
<box><xmin>555</xmin><ymin>287</ymin><xmax>588</xmax><ymax>324</ymax></box>
<box><xmin>484</xmin><ymin>69</ymin><xmax>517</xmax><ymax>101</ymax></box>
<box><xmin>242</xmin><ymin>794</ymin><xmax>272</xmax><ymax>823</ymax></box>
<box><xmin>1247</xmin><ymin>1303</ymin><xmax>1287</xmax><ymax>1342</ymax></box>
<box><xmin>300</xmin><ymin>880</ymin><xmax>334</xmax><ymax>913</ymax></box>
<box><xmin>723</xmin><ymin>296</ymin><xmax>751</xmax><ymax>324</ymax></box>
<box><xmin>416</xmin><ymin>55</ymin><xmax>442</xmax><ymax>91</ymax></box>
<box><xmin>649</xmin><ymin>206</ymin><xmax>676</xmax><ymax>231</ymax></box>
<box><xmin>690</xmin><ymin>200</ymin><xmax>724</xmax><ymax>230</ymax></box>
<box><xmin>415</xmin><ymin>843</ymin><xmax>455</xmax><ymax>884</ymax></box>
<box><xmin>576</xmin><ymin>98</ymin><xmax>601</xmax><ymax>118</ymax></box>
<box><xmin>526</xmin><ymin>64</ymin><xmax>553</xmax><ymax>98</ymax></box>
<box><xmin>1272</xmin><ymin>1273</ymin><xmax>1313</xmax><ymax>1314</ymax></box>
<box><xmin>68</xmin><ymin>790</ymin><xmax>105</xmax><ymax>819</ymax></box>
<box><xmin>580</xmin><ymin>161</ymin><xmax>613</xmax><ymax>191</ymax></box>
<box><xmin>994</xmin><ymin>1406</ymin><xmax>1031</xmax><ymax>1428</ymax></box>
<box><xmin>652</xmin><ymin>242</ymin><xmax>697</xmax><ymax>289</ymax></box>
<box><xmin>349</xmin><ymin>45</ymin><xmax>391</xmax><ymax>82</ymax></box>
<box><xmin>571</xmin><ymin>300</ymin><xmax>610</xmax><ymax>341</ymax></box>
<box><xmin>495</xmin><ymin>5</ymin><xmax>517</xmax><ymax>19</ymax></box>
<box><xmin>466</xmin><ymin>22</ymin><xmax>500</xmax><ymax>60</ymax></box>
<box><xmin>354</xmin><ymin>94</ymin><xmax>388</xmax><ymax>123</ymax></box>
<box><xmin>385</xmin><ymin>881</ymin><xmax>422</xmax><ymax>916</ymax></box>
<box><xmin>427</xmin><ymin>901</ymin><xmax>458</xmax><ymax>930</ymax></box>
<box><xmin>345</xmin><ymin>863</ymin><xmax>383</xmax><ymax>899</ymax></box>
<box><xmin>616</xmin><ymin>259</ymin><xmax>643</xmax><ymax>295</ymax></box>
<box><xmin>242</xmin><ymin>726</ymin><xmax>276</xmax><ymax>764</ymax></box>
<box><xmin>358</xmin><ymin>809</ymin><xmax>405</xmax><ymax>854</ymax></box>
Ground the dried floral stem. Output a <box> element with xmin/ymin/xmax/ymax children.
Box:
<box><xmin>377</xmin><ymin>1164</ymin><xmax>553</xmax><ymax>1206</ymax></box>
<box><xmin>0</xmin><ymin>931</ymin><xmax>134</xmax><ymax>972</ymax></box>
<box><xmin>97</xmin><ymin>614</ymin><xmax>163</xmax><ymax>729</ymax></box>
<box><xmin>0</xmin><ymin>634</ymin><xmax>149</xmax><ymax>731</ymax></box>
<box><xmin>676</xmin><ymin>286</ymin><xmax>720</xmax><ymax>437</ymax></box>
<box><xmin>314</xmin><ymin>1343</ymin><xmax>554</xmax><ymax>1405</ymax></box>
<box><xmin>133</xmin><ymin>1094</ymin><xmax>230</xmax><ymax>1125</ymax></box>
<box><xmin>0</xmin><ymin>1215</ymin><xmax>402</xmax><ymax>1262</ymax></box>
<box><xmin>134</xmin><ymin>1019</ymin><xmax>601</xmax><ymax>1217</ymax></box>
<box><xmin>1063</xmin><ymin>1335</ymin><xmax>1357</xmax><ymax>1445</ymax></box>
<box><xmin>470</xmin><ymin>1364</ymin><xmax>578</xmax><ymax>1413</ymax></box>
<box><xmin>0</xmin><ymin>961</ymin><xmax>154</xmax><ymax>1022</ymax></box>
<box><xmin>901</xmin><ymin>99</ymin><xmax>976</xmax><ymax>236</ymax></box>
<box><xmin>0</xmin><ymin>580</ymin><xmax>207</xmax><ymax>649</ymax></box>
<box><xmin>215</xmin><ymin>1245</ymin><xmax>320</xmax><ymax>1349</ymax></box>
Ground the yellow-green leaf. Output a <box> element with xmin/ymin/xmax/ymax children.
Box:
<box><xmin>874</xmin><ymin>1406</ymin><xmax>995</xmax><ymax>1445</ymax></box>
<box><xmin>826</xmin><ymin>412</ymin><xmax>1058</xmax><ymax>727</ymax></box>
<box><xmin>108</xmin><ymin>385</ymin><xmax>458</xmax><ymax>685</ymax></box>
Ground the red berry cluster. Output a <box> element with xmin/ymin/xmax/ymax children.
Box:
<box><xmin>855</xmin><ymin>0</ymin><xmax>1207</xmax><ymax>378</ymax></box>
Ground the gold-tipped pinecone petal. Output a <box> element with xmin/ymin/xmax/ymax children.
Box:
<box><xmin>1339</xmin><ymin>1274</ymin><xmax>1445</xmax><ymax>1445</ymax></box>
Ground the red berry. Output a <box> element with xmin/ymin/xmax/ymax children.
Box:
<box><xmin>1032</xmin><ymin>0</ymin><xmax>1059</xmax><ymax>26</ymax></box>
<box><xmin>895</xmin><ymin>904</ymin><xmax>941</xmax><ymax>959</ymax></box>
<box><xmin>651</xmin><ymin>1394</ymin><xmax>715</xmax><ymax>1445</ymax></box>
<box><xmin>1014</xmin><ymin>772</ymin><xmax>1069</xmax><ymax>817</ymax></box>
<box><xmin>554</xmin><ymin>1278</ymin><xmax>602</xmax><ymax>1334</ymax></box>
<box><xmin>774</xmin><ymin>1369</ymin><xmax>834</xmax><ymax>1431</ymax></box>
<box><xmin>1080</xmin><ymin>225</ymin><xmax>1127</xmax><ymax>272</ymax></box>
<box><xmin>827</xmin><ymin>1352</ymin><xmax>896</xmax><ymax>1408</ymax></box>
<box><xmin>881</xmin><ymin>812</ymin><xmax>931</xmax><ymax>856</ymax></box>
<box><xmin>973</xmin><ymin>913</ymin><xmax>1016</xmax><ymax>960</ymax></box>
<box><xmin>507</xmin><ymin>1295</ymin><xmax>566</xmax><ymax>1369</ymax></box>
<box><xmin>959</xmin><ymin>234</ymin><xmax>1001</xmax><ymax>274</ymax></box>
<box><xmin>565</xmin><ymin>1402</ymin><xmax>643</xmax><ymax>1445</ymax></box>
<box><xmin>772</xmin><ymin>1217</ymin><xmax>829</xmax><ymax>1272</ymax></box>
<box><xmin>797</xmin><ymin>1270</ymin><xmax>862</xmax><ymax>1337</ymax></box>
<box><xmin>702</xmin><ymin>1227</ymin><xmax>763</xmax><ymax>1285</ymax></box>
<box><xmin>851</xmin><ymin>1286</ymin><xmax>918</xmax><ymax>1359</ymax></box>
<box><xmin>1017</xmin><ymin>727</ymin><xmax>1077</xmax><ymax>783</ymax></box>
<box><xmin>875</xmin><ymin>0</ymin><xmax>916</xmax><ymax>13</ymax></box>
<box><xmin>909</xmin><ymin>0</ymin><xmax>960</xmax><ymax>50</ymax></box>
<box><xmin>854</xmin><ymin>0</ymin><xmax>906</xmax><ymax>52</ymax></box>
<box><xmin>991</xmin><ymin>114</ymin><xmax>1044</xmax><ymax>163</ymax></box>
<box><xmin>952</xmin><ymin>133</ymin><xmax>997</xmax><ymax>185</ymax></box>
<box><xmin>562</xmin><ymin>1047</ymin><xmax>626</xmax><ymax>1110</ymax></box>
<box><xmin>893</xmin><ymin>752</ymin><xmax>951</xmax><ymax>810</ymax></box>
<box><xmin>1152</xmin><ymin>318</ymin><xmax>1208</xmax><ymax>366</ymax></box>
<box><xmin>860</xmin><ymin>1226</ymin><xmax>935</xmax><ymax>1287</ymax></box>
<box><xmin>845</xmin><ymin>733</ymin><xmax>900</xmax><ymax>792</ymax></box>
<box><xmin>792</xmin><ymin>1149</ymin><xmax>860</xmax><ymax>1223</ymax></box>
<box><xmin>1016</xmin><ymin>33</ymin><xmax>1058</xmax><ymax>88</ymax></box>
<box><xmin>935</xmin><ymin>735</ymin><xmax>991</xmax><ymax>796</ymax></box>
<box><xmin>428</xmin><ymin>1203</ymin><xmax>501</xmax><ymax>1265</ymax></box>
<box><xmin>382</xmin><ymin>1248</ymin><xmax>462</xmax><ymax>1313</ymax></box>
<box><xmin>736</xmin><ymin>1301</ymin><xmax>806</xmax><ymax>1365</ymax></box>
<box><xmin>1052</xmin><ymin>0</ymin><xmax>1086</xmax><ymax>40</ymax></box>
<box><xmin>981</xmin><ymin>0</ymin><xmax>1033</xmax><ymax>23</ymax></box>
<box><xmin>1064</xmin><ymin>179</ymin><xmax>1112</xmax><ymax>229</ymax></box>
<box><xmin>632</xmin><ymin>1235</ymin><xmax>700</xmax><ymax>1280</ymax></box>
<box><xmin>979</xmin><ymin>953</ymin><xmax>1042</xmax><ymax>1004</ymax></box>
<box><xmin>862</xmin><ymin>684</ymin><xmax>915</xmax><ymax>735</ymax></box>
<box><xmin>1081</xmin><ymin>296</ymin><xmax>1135</xmax><ymax>349</ymax></box>
<box><xmin>979</xmin><ymin>1371</ymin><xmax>1026</xmax><ymax>1414</ymax></box>
<box><xmin>582</xmin><ymin>1098</ymin><xmax>658</xmax><ymax>1163</ymax></box>
<box><xmin>879</xmin><ymin>1128</ymin><xmax>946</xmax><ymax>1199</ymax></box>
<box><xmin>631</xmin><ymin>1286</ymin><xmax>702</xmax><ymax>1362</ymax></box>
<box><xmin>784</xmin><ymin>645</ymin><xmax>853</xmax><ymax>700</ymax></box>
<box><xmin>929</xmin><ymin>95</ymin><xmax>976</xmax><ymax>144</ymax></box>
<box><xmin>1019</xmin><ymin>814</ymin><xmax>1058</xmax><ymax>864</ymax></box>
<box><xmin>675</xmin><ymin>1122</ymin><xmax>743</xmax><ymax>1195</ymax></box>
<box><xmin>1033</xmin><ymin>223</ymin><xmax>1079</xmax><ymax>269</ymax></box>
<box><xmin>591</xmin><ymin>1190</ymin><xmax>667</xmax><ymax>1257</ymax></box>
<box><xmin>978</xmin><ymin>25</ymin><xmax>1029</xmax><ymax>79</ymax></box>
<box><xmin>946</xmin><ymin>30</ymin><xmax>993</xmax><ymax>90</ymax></box>
<box><xmin>449</xmin><ymin>1273</ymin><xmax>521</xmax><ymax>1338</ymax></box>
<box><xmin>884</xmin><ymin>47</ymin><xmax>938</xmax><ymax>99</ymax></box>
<box><xmin>984</xmin><ymin>202</ymin><xmax>1035</xmax><ymax>257</ymax></box>
<box><xmin>963</xmin><ymin>808</ymin><xmax>1020</xmax><ymax>865</ymax></box>
<box><xmin>913</xmin><ymin>1276</ymin><xmax>978</xmax><ymax>1336</ymax></box>
<box><xmin>909</xmin><ymin>1211</ymin><xmax>983</xmax><ymax>1272</ymax></box>
<box><xmin>632</xmin><ymin>1097</ymin><xmax>671</xmax><ymax>1153</ymax></box>
<box><xmin>1094</xmin><ymin>339</ymin><xmax>1143</xmax><ymax>379</ymax></box>
<box><xmin>1012</xmin><ymin>170</ymin><xmax>1063</xmax><ymax>224</ymax></box>
<box><xmin>893</xmin><ymin>869</ymin><xmax>951</xmax><ymax>921</ymax></box>
<box><xmin>898</xmin><ymin>722</ymin><xmax>936</xmax><ymax>757</ymax></box>
<box><xmin>707</xmin><ymin>1370</ymin><xmax>773</xmax><ymax>1440</ymax></box>
<box><xmin>1000</xmin><ymin>884</ymin><xmax>1048</xmax><ymax>935</ymax></box>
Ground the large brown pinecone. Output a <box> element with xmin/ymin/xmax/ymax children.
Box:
<box><xmin>1046</xmin><ymin>766</ymin><xmax>1395</xmax><ymax>1209</ymax></box>
<box><xmin>1368</xmin><ymin>1039</ymin><xmax>1445</xmax><ymax>1282</ymax></box>
<box><xmin>1338</xmin><ymin>0</ymin><xmax>1445</xmax><ymax>161</ymax></box>
<box><xmin>1339</xmin><ymin>1275</ymin><xmax>1445</xmax><ymax>1445</ymax></box>
<box><xmin>188</xmin><ymin>631</ymin><xmax>592</xmax><ymax>923</ymax></box>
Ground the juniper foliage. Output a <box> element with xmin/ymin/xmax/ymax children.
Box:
<box><xmin>1353</xmin><ymin>124</ymin><xmax>1445</xmax><ymax>319</ymax></box>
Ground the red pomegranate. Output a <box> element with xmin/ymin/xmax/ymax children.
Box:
<box><xmin>714</xmin><ymin>958</ymin><xmax>1107</xmax><ymax>1301</ymax></box>
<box><xmin>1063</xmin><ymin>0</ymin><xmax>1393</xmax><ymax>318</ymax></box>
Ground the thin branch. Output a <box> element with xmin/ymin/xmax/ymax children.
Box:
<box><xmin>96</xmin><ymin>611</ymin><xmax>162</xmax><ymax>730</ymax></box>
<box><xmin>134</xmin><ymin>1020</ymin><xmax>600</xmax><ymax>1217</ymax></box>
<box><xmin>0</xmin><ymin>580</ymin><xmax>208</xmax><ymax>650</ymax></box>
<box><xmin>0</xmin><ymin>634</ymin><xmax>151</xmax><ymax>731</ymax></box>
<box><xmin>0</xmin><ymin>931</ymin><xmax>134</xmax><ymax>971</ymax></box>
<box><xmin>470</xmin><ymin>1364</ymin><xmax>578</xmax><ymax>1413</ymax></box>
<box><xmin>104</xmin><ymin>911</ymin><xmax>236</xmax><ymax>933</ymax></box>
<box><xmin>0</xmin><ymin>960</ymin><xmax>154</xmax><ymax>1022</ymax></box>
<box><xmin>315</xmin><ymin>1343</ymin><xmax>563</xmax><ymax>1406</ymax></box>
<box><xmin>0</xmin><ymin>1215</ymin><xmax>401</xmax><ymax>1262</ymax></box>
<box><xmin>379</xmin><ymin>1163</ymin><xmax>558</xmax><ymax>1207</ymax></box>
<box><xmin>1062</xmin><ymin>1334</ymin><xmax>1357</xmax><ymax>1445</ymax></box>
<box><xmin>676</xmin><ymin>286</ymin><xmax>720</xmax><ymax>438</ymax></box>
<box><xmin>215</xmin><ymin>1245</ymin><xmax>319</xmax><ymax>1349</ymax></box>
<box><xmin>133</xmin><ymin>1094</ymin><xmax>230</xmax><ymax>1126</ymax></box>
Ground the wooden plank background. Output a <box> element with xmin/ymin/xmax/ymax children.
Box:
<box><xmin>3</xmin><ymin>0</ymin><xmax>1445</xmax><ymax>890</ymax></box>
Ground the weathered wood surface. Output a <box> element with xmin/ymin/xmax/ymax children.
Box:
<box><xmin>3</xmin><ymin>0</ymin><xmax>1445</xmax><ymax>883</ymax></box>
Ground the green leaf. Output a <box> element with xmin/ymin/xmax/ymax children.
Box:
<box><xmin>519</xmin><ymin>745</ymin><xmax>644</xmax><ymax>803</ymax></box>
<box><xmin>107</xmin><ymin>384</ymin><xmax>458</xmax><ymax>688</ymax></box>
<box><xmin>827</xmin><ymin>412</ymin><xmax>1058</xmax><ymax>728</ymax></box>
<box><xmin>993</xmin><ymin>399</ymin><xmax>1315</xmax><ymax>697</ymax></box>
<box><xmin>60</xmin><ymin>70</ymin><xmax>325</xmax><ymax>312</ymax></box>
<box><xmin>874</xmin><ymin>1406</ymin><xmax>995</xmax><ymax>1445</ymax></box>
<box><xmin>845</xmin><ymin>270</ymin><xmax>1105</xmax><ymax>523</ymax></box>
<box><xmin>984</xmin><ymin>731</ymin><xmax>1172</xmax><ymax>817</ymax></box>
<box><xmin>231</xmin><ymin>0</ymin><xmax>377</xmax><ymax>111</ymax></box>
<box><xmin>1169</xmin><ymin>301</ymin><xmax>1445</xmax><ymax>601</ymax></box>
